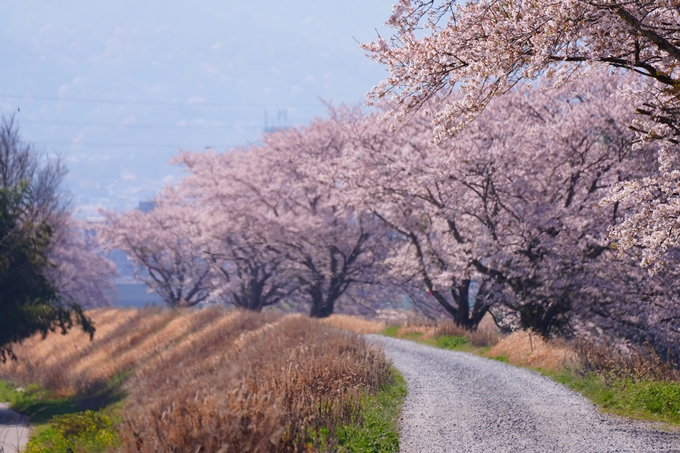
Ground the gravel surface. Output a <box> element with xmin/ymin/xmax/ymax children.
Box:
<box><xmin>368</xmin><ymin>335</ymin><xmax>680</xmax><ymax>453</ymax></box>
<box><xmin>0</xmin><ymin>403</ymin><xmax>29</xmax><ymax>453</ymax></box>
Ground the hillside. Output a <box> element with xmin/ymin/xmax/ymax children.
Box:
<box><xmin>0</xmin><ymin>308</ymin><xmax>399</xmax><ymax>452</ymax></box>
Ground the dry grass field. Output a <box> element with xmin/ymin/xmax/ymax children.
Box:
<box><xmin>0</xmin><ymin>308</ymin><xmax>394</xmax><ymax>452</ymax></box>
<box><xmin>319</xmin><ymin>314</ymin><xmax>385</xmax><ymax>335</ymax></box>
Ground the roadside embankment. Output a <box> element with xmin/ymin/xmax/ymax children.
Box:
<box><xmin>0</xmin><ymin>308</ymin><xmax>401</xmax><ymax>452</ymax></box>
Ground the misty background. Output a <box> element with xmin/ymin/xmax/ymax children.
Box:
<box><xmin>0</xmin><ymin>0</ymin><xmax>394</xmax><ymax>218</ymax></box>
<box><xmin>0</xmin><ymin>1</ymin><xmax>396</xmax><ymax>304</ymax></box>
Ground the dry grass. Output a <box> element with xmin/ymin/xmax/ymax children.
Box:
<box><xmin>121</xmin><ymin>313</ymin><xmax>391</xmax><ymax>452</ymax></box>
<box><xmin>487</xmin><ymin>330</ymin><xmax>578</xmax><ymax>371</ymax></box>
<box><xmin>381</xmin><ymin>314</ymin><xmax>579</xmax><ymax>372</ymax></box>
<box><xmin>0</xmin><ymin>308</ymin><xmax>220</xmax><ymax>396</ymax></box>
<box><xmin>0</xmin><ymin>308</ymin><xmax>393</xmax><ymax>452</ymax></box>
<box><xmin>319</xmin><ymin>314</ymin><xmax>385</xmax><ymax>334</ymax></box>
<box><xmin>487</xmin><ymin>331</ymin><xmax>680</xmax><ymax>380</ymax></box>
<box><xmin>574</xmin><ymin>339</ymin><xmax>680</xmax><ymax>383</ymax></box>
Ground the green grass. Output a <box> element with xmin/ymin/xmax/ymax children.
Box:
<box><xmin>382</xmin><ymin>325</ymin><xmax>400</xmax><ymax>337</ymax></box>
<box><xmin>490</xmin><ymin>353</ymin><xmax>510</xmax><ymax>363</ymax></box>
<box><xmin>381</xmin><ymin>326</ymin><xmax>481</xmax><ymax>353</ymax></box>
<box><xmin>550</xmin><ymin>370</ymin><xmax>680</xmax><ymax>425</ymax></box>
<box><xmin>11</xmin><ymin>385</ymin><xmax>80</xmax><ymax>428</ymax></box>
<box><xmin>1</xmin><ymin>381</ymin><xmax>77</xmax><ymax>429</ymax></box>
<box><xmin>0</xmin><ymin>380</ymin><xmax>23</xmax><ymax>402</ymax></box>
<box><xmin>2</xmin><ymin>380</ymin><xmax>124</xmax><ymax>452</ymax></box>
<box><xmin>333</xmin><ymin>369</ymin><xmax>407</xmax><ymax>452</ymax></box>
<box><xmin>1</xmin><ymin>373</ymin><xmax>127</xmax><ymax>450</ymax></box>
<box><xmin>435</xmin><ymin>335</ymin><xmax>468</xmax><ymax>350</ymax></box>
<box><xmin>402</xmin><ymin>332</ymin><xmax>424</xmax><ymax>340</ymax></box>
<box><xmin>1</xmin><ymin>373</ymin><xmax>126</xmax><ymax>429</ymax></box>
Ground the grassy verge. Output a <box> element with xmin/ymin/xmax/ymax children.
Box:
<box><xmin>332</xmin><ymin>368</ymin><xmax>407</xmax><ymax>453</ymax></box>
<box><xmin>382</xmin><ymin>324</ymin><xmax>490</xmax><ymax>355</ymax></box>
<box><xmin>0</xmin><ymin>374</ymin><xmax>125</xmax><ymax>426</ymax></box>
<box><xmin>382</xmin><ymin>324</ymin><xmax>680</xmax><ymax>428</ymax></box>
<box><xmin>548</xmin><ymin>370</ymin><xmax>680</xmax><ymax>426</ymax></box>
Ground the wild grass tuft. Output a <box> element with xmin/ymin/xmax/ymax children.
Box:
<box><xmin>574</xmin><ymin>339</ymin><xmax>680</xmax><ymax>383</ymax></box>
<box><xmin>488</xmin><ymin>330</ymin><xmax>577</xmax><ymax>371</ymax></box>
<box><xmin>119</xmin><ymin>313</ymin><xmax>393</xmax><ymax>452</ymax></box>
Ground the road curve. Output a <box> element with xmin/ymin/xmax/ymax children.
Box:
<box><xmin>0</xmin><ymin>403</ymin><xmax>30</xmax><ymax>453</ymax></box>
<box><xmin>367</xmin><ymin>335</ymin><xmax>680</xmax><ymax>453</ymax></box>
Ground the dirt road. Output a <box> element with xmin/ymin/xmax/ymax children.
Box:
<box><xmin>369</xmin><ymin>335</ymin><xmax>680</xmax><ymax>453</ymax></box>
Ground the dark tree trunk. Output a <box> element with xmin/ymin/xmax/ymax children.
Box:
<box><xmin>306</xmin><ymin>259</ymin><xmax>350</xmax><ymax>318</ymax></box>
<box><xmin>309</xmin><ymin>284</ymin><xmax>336</xmax><ymax>318</ymax></box>
<box><xmin>451</xmin><ymin>280</ymin><xmax>470</xmax><ymax>327</ymax></box>
<box><xmin>518</xmin><ymin>299</ymin><xmax>570</xmax><ymax>336</ymax></box>
<box><xmin>233</xmin><ymin>278</ymin><xmax>266</xmax><ymax>312</ymax></box>
<box><xmin>429</xmin><ymin>280</ymin><xmax>490</xmax><ymax>330</ymax></box>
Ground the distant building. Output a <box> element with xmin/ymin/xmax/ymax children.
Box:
<box><xmin>264</xmin><ymin>109</ymin><xmax>289</xmax><ymax>133</ymax></box>
<box><xmin>138</xmin><ymin>201</ymin><xmax>156</xmax><ymax>213</ymax></box>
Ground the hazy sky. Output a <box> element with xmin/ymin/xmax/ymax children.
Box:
<box><xmin>0</xmin><ymin>1</ymin><xmax>396</xmax><ymax>218</ymax></box>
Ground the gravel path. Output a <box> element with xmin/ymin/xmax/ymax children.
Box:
<box><xmin>0</xmin><ymin>403</ymin><xmax>29</xmax><ymax>453</ymax></box>
<box><xmin>368</xmin><ymin>335</ymin><xmax>680</xmax><ymax>453</ymax></box>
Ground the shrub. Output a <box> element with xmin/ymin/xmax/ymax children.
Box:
<box><xmin>23</xmin><ymin>410</ymin><xmax>118</xmax><ymax>453</ymax></box>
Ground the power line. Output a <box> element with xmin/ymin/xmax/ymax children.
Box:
<box><xmin>34</xmin><ymin>140</ymin><xmax>245</xmax><ymax>149</ymax></box>
<box><xmin>20</xmin><ymin>119</ymin><xmax>264</xmax><ymax>130</ymax></box>
<box><xmin>0</xmin><ymin>94</ymin><xmax>321</xmax><ymax>108</ymax></box>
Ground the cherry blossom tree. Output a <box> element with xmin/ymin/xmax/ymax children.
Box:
<box><xmin>98</xmin><ymin>199</ymin><xmax>215</xmax><ymax>308</ymax></box>
<box><xmin>338</xmin><ymin>74</ymin><xmax>673</xmax><ymax>337</ymax></box>
<box><xmin>363</xmin><ymin>0</ymin><xmax>680</xmax><ymax>270</ymax></box>
<box><xmin>256</xmin><ymin>122</ymin><xmax>390</xmax><ymax>318</ymax></box>
<box><xmin>206</xmin><ymin>228</ymin><xmax>293</xmax><ymax>312</ymax></box>
<box><xmin>170</xmin><ymin>151</ymin><xmax>295</xmax><ymax>312</ymax></box>
<box><xmin>46</xmin><ymin>218</ymin><xmax>118</xmax><ymax>308</ymax></box>
<box><xmin>173</xmin><ymin>116</ymin><xmax>391</xmax><ymax>318</ymax></box>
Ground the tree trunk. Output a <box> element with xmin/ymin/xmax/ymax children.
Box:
<box><xmin>308</xmin><ymin>284</ymin><xmax>337</xmax><ymax>318</ymax></box>
<box><xmin>518</xmin><ymin>300</ymin><xmax>569</xmax><ymax>336</ymax></box>
<box><xmin>430</xmin><ymin>280</ymin><xmax>490</xmax><ymax>330</ymax></box>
